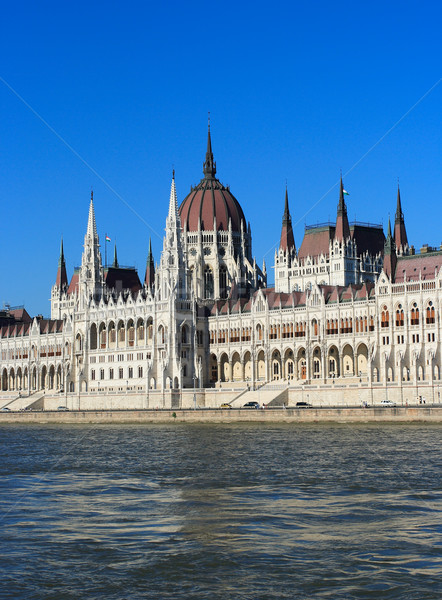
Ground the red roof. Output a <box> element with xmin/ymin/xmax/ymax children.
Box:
<box><xmin>179</xmin><ymin>177</ymin><xmax>246</xmax><ymax>233</ymax></box>
<box><xmin>68</xmin><ymin>271</ymin><xmax>79</xmax><ymax>295</ymax></box>
<box><xmin>298</xmin><ymin>223</ymin><xmax>384</xmax><ymax>261</ymax></box>
<box><xmin>395</xmin><ymin>252</ymin><xmax>442</xmax><ymax>282</ymax></box>
<box><xmin>298</xmin><ymin>226</ymin><xmax>334</xmax><ymax>260</ymax></box>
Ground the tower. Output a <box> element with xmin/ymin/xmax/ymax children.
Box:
<box><xmin>157</xmin><ymin>172</ymin><xmax>187</xmax><ymax>300</ymax></box>
<box><xmin>394</xmin><ymin>184</ymin><xmax>408</xmax><ymax>255</ymax></box>
<box><xmin>178</xmin><ymin>123</ymin><xmax>265</xmax><ymax>300</ymax></box>
<box><xmin>50</xmin><ymin>238</ymin><xmax>69</xmax><ymax>319</ymax></box>
<box><xmin>79</xmin><ymin>192</ymin><xmax>103</xmax><ymax>303</ymax></box>
<box><xmin>383</xmin><ymin>217</ymin><xmax>397</xmax><ymax>281</ymax></box>
<box><xmin>334</xmin><ymin>176</ymin><xmax>350</xmax><ymax>242</ymax></box>
<box><xmin>144</xmin><ymin>237</ymin><xmax>155</xmax><ymax>291</ymax></box>
<box><xmin>274</xmin><ymin>187</ymin><xmax>297</xmax><ymax>292</ymax></box>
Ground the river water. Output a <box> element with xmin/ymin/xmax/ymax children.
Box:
<box><xmin>0</xmin><ymin>423</ymin><xmax>440</xmax><ymax>599</ymax></box>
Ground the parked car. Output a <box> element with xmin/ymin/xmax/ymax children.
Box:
<box><xmin>295</xmin><ymin>401</ymin><xmax>312</xmax><ymax>408</ymax></box>
<box><xmin>0</xmin><ymin>407</ymin><xmax>11</xmax><ymax>412</ymax></box>
<box><xmin>380</xmin><ymin>400</ymin><xmax>396</xmax><ymax>407</ymax></box>
<box><xmin>220</xmin><ymin>403</ymin><xmax>232</xmax><ymax>409</ymax></box>
<box><xmin>243</xmin><ymin>401</ymin><xmax>259</xmax><ymax>409</ymax></box>
<box><xmin>57</xmin><ymin>406</ymin><xmax>69</xmax><ymax>411</ymax></box>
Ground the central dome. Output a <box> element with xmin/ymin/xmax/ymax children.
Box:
<box><xmin>178</xmin><ymin>129</ymin><xmax>246</xmax><ymax>233</ymax></box>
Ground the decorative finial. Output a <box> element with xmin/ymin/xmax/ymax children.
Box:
<box><xmin>208</xmin><ymin>111</ymin><xmax>210</xmax><ymax>131</ymax></box>
<box><xmin>172</xmin><ymin>165</ymin><xmax>175</xmax><ymax>180</ymax></box>
<box><xmin>91</xmin><ymin>189</ymin><xmax>93</xmax><ymax>202</ymax></box>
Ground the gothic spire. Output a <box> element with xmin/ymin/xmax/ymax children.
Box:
<box><xmin>394</xmin><ymin>182</ymin><xmax>408</xmax><ymax>253</ymax></box>
<box><xmin>395</xmin><ymin>183</ymin><xmax>403</xmax><ymax>222</ymax></box>
<box><xmin>112</xmin><ymin>244</ymin><xmax>119</xmax><ymax>268</ymax></box>
<box><xmin>145</xmin><ymin>237</ymin><xmax>155</xmax><ymax>289</ymax></box>
<box><xmin>383</xmin><ymin>216</ymin><xmax>397</xmax><ymax>281</ymax></box>
<box><xmin>168</xmin><ymin>169</ymin><xmax>180</xmax><ymax>222</ymax></box>
<box><xmin>86</xmin><ymin>190</ymin><xmax>98</xmax><ymax>240</ymax></box>
<box><xmin>55</xmin><ymin>237</ymin><xmax>68</xmax><ymax>289</ymax></box>
<box><xmin>335</xmin><ymin>175</ymin><xmax>350</xmax><ymax>241</ymax></box>
<box><xmin>279</xmin><ymin>186</ymin><xmax>296</xmax><ymax>252</ymax></box>
<box><xmin>80</xmin><ymin>190</ymin><xmax>103</xmax><ymax>297</ymax></box>
<box><xmin>203</xmin><ymin>116</ymin><xmax>216</xmax><ymax>179</ymax></box>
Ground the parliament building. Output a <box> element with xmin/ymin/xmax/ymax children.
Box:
<box><xmin>1</xmin><ymin>127</ymin><xmax>442</xmax><ymax>408</ymax></box>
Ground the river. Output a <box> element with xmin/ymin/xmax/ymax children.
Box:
<box><xmin>0</xmin><ymin>423</ymin><xmax>440</xmax><ymax>599</ymax></box>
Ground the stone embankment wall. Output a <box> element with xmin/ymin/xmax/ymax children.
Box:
<box><xmin>1</xmin><ymin>381</ymin><xmax>440</xmax><ymax>414</ymax></box>
<box><xmin>0</xmin><ymin>406</ymin><xmax>440</xmax><ymax>424</ymax></box>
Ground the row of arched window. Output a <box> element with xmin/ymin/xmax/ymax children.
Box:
<box><xmin>383</xmin><ymin>302</ymin><xmax>437</xmax><ymax>329</ymax></box>
<box><xmin>90</xmin><ymin>319</ymin><xmax>154</xmax><ymax>350</ymax></box>
<box><xmin>210</xmin><ymin>327</ymin><xmax>252</xmax><ymax>344</ymax></box>
<box><xmin>1</xmin><ymin>344</ymin><xmax>65</xmax><ymax>361</ymax></box>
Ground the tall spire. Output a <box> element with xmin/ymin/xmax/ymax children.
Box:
<box><xmin>335</xmin><ymin>175</ymin><xmax>350</xmax><ymax>241</ymax></box>
<box><xmin>279</xmin><ymin>187</ymin><xmax>296</xmax><ymax>252</ymax></box>
<box><xmin>168</xmin><ymin>169</ymin><xmax>179</xmax><ymax>221</ymax></box>
<box><xmin>203</xmin><ymin>115</ymin><xmax>216</xmax><ymax>179</ymax></box>
<box><xmin>86</xmin><ymin>190</ymin><xmax>98</xmax><ymax>240</ymax></box>
<box><xmin>55</xmin><ymin>237</ymin><xmax>68</xmax><ymax>289</ymax></box>
<box><xmin>112</xmin><ymin>244</ymin><xmax>119</xmax><ymax>268</ymax></box>
<box><xmin>80</xmin><ymin>190</ymin><xmax>103</xmax><ymax>297</ymax></box>
<box><xmin>145</xmin><ymin>237</ymin><xmax>155</xmax><ymax>289</ymax></box>
<box><xmin>394</xmin><ymin>182</ymin><xmax>408</xmax><ymax>253</ymax></box>
<box><xmin>159</xmin><ymin>172</ymin><xmax>187</xmax><ymax>298</ymax></box>
<box><xmin>383</xmin><ymin>216</ymin><xmax>397</xmax><ymax>281</ymax></box>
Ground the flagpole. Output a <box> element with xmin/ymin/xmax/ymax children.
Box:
<box><xmin>105</xmin><ymin>233</ymin><xmax>107</xmax><ymax>267</ymax></box>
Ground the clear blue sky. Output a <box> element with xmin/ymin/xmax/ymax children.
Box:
<box><xmin>1</xmin><ymin>1</ymin><xmax>441</xmax><ymax>317</ymax></box>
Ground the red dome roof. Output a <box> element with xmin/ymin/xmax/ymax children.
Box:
<box><xmin>179</xmin><ymin>178</ymin><xmax>246</xmax><ymax>232</ymax></box>
<box><xmin>178</xmin><ymin>128</ymin><xmax>247</xmax><ymax>233</ymax></box>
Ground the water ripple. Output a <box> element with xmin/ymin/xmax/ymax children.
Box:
<box><xmin>0</xmin><ymin>423</ymin><xmax>440</xmax><ymax>599</ymax></box>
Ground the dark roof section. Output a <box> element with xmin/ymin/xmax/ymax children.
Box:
<box><xmin>350</xmin><ymin>223</ymin><xmax>385</xmax><ymax>256</ymax></box>
<box><xmin>104</xmin><ymin>267</ymin><xmax>142</xmax><ymax>295</ymax></box>
<box><xmin>0</xmin><ymin>308</ymin><xmax>63</xmax><ymax>339</ymax></box>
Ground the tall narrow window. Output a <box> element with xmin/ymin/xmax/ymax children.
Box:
<box><xmin>219</xmin><ymin>266</ymin><xmax>227</xmax><ymax>299</ymax></box>
<box><xmin>204</xmin><ymin>266</ymin><xmax>214</xmax><ymax>299</ymax></box>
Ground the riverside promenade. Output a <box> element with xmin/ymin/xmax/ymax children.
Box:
<box><xmin>0</xmin><ymin>405</ymin><xmax>440</xmax><ymax>424</ymax></box>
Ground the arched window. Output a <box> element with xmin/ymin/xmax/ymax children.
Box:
<box><xmin>108</xmin><ymin>322</ymin><xmax>116</xmax><ymax>346</ymax></box>
<box><xmin>127</xmin><ymin>320</ymin><xmax>135</xmax><ymax>347</ymax></box>
<box><xmin>411</xmin><ymin>303</ymin><xmax>419</xmax><ymax>326</ymax></box>
<box><xmin>426</xmin><ymin>302</ymin><xmax>435</xmax><ymax>324</ymax></box>
<box><xmin>75</xmin><ymin>334</ymin><xmax>82</xmax><ymax>353</ymax></box>
<box><xmin>118</xmin><ymin>321</ymin><xmax>125</xmax><ymax>343</ymax></box>
<box><xmin>396</xmin><ymin>305</ymin><xmax>404</xmax><ymax>327</ymax></box>
<box><xmin>90</xmin><ymin>324</ymin><xmax>97</xmax><ymax>350</ymax></box>
<box><xmin>381</xmin><ymin>307</ymin><xmax>389</xmax><ymax>328</ymax></box>
<box><xmin>312</xmin><ymin>319</ymin><xmax>318</xmax><ymax>336</ymax></box>
<box><xmin>219</xmin><ymin>266</ymin><xmax>227</xmax><ymax>299</ymax></box>
<box><xmin>204</xmin><ymin>266</ymin><xmax>214</xmax><ymax>299</ymax></box>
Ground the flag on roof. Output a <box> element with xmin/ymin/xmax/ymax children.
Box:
<box><xmin>343</xmin><ymin>189</ymin><xmax>349</xmax><ymax>196</ymax></box>
<box><xmin>105</xmin><ymin>234</ymin><xmax>111</xmax><ymax>242</ymax></box>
